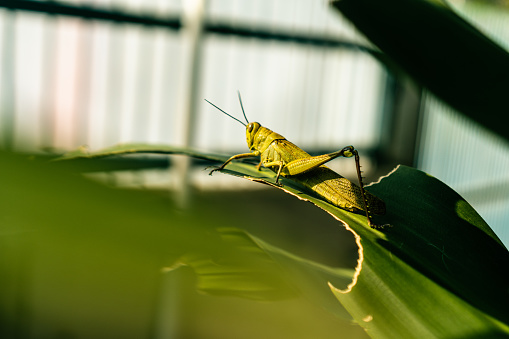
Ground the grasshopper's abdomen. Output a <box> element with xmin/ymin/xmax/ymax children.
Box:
<box><xmin>299</xmin><ymin>167</ymin><xmax>386</xmax><ymax>215</ymax></box>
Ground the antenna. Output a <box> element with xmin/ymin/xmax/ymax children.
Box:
<box><xmin>237</xmin><ymin>91</ymin><xmax>249</xmax><ymax>124</ymax></box>
<box><xmin>204</xmin><ymin>99</ymin><xmax>246</xmax><ymax>127</ymax></box>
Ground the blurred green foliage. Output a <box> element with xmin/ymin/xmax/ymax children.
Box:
<box><xmin>0</xmin><ymin>151</ymin><xmax>366</xmax><ymax>338</ymax></box>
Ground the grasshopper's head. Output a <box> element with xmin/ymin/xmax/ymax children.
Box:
<box><xmin>246</xmin><ymin>122</ymin><xmax>261</xmax><ymax>149</ymax></box>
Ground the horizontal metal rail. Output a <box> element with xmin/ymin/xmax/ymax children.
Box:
<box><xmin>0</xmin><ymin>0</ymin><xmax>181</xmax><ymax>28</ymax></box>
<box><xmin>0</xmin><ymin>0</ymin><xmax>377</xmax><ymax>53</ymax></box>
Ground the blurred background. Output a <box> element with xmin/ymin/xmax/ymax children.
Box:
<box><xmin>1</xmin><ymin>0</ymin><xmax>508</xmax><ymax>243</ymax></box>
<box><xmin>1</xmin><ymin>0</ymin><xmax>509</xmax><ymax>338</ymax></box>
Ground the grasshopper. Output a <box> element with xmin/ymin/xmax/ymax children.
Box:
<box><xmin>206</xmin><ymin>93</ymin><xmax>386</xmax><ymax>229</ymax></box>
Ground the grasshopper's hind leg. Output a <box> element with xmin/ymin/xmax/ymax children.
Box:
<box><xmin>348</xmin><ymin>147</ymin><xmax>390</xmax><ymax>229</ymax></box>
<box><xmin>282</xmin><ymin>145</ymin><xmax>388</xmax><ymax>229</ymax></box>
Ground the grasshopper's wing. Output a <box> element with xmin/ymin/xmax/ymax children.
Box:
<box><xmin>299</xmin><ymin>167</ymin><xmax>386</xmax><ymax>215</ymax></box>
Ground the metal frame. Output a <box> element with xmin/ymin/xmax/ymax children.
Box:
<box><xmin>0</xmin><ymin>0</ymin><xmax>379</xmax><ymax>52</ymax></box>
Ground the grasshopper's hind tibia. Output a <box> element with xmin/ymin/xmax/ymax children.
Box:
<box><xmin>350</xmin><ymin>148</ymin><xmax>390</xmax><ymax>229</ymax></box>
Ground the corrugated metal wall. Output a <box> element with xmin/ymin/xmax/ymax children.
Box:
<box><xmin>0</xmin><ymin>0</ymin><xmax>387</xmax><ymax>155</ymax></box>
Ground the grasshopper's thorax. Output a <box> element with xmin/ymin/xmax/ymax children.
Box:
<box><xmin>246</xmin><ymin>122</ymin><xmax>286</xmax><ymax>152</ymax></box>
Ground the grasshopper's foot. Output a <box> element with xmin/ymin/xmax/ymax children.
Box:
<box><xmin>369</xmin><ymin>222</ymin><xmax>392</xmax><ymax>230</ymax></box>
<box><xmin>273</xmin><ymin>179</ymin><xmax>283</xmax><ymax>187</ymax></box>
<box><xmin>207</xmin><ymin>166</ymin><xmax>223</xmax><ymax>176</ymax></box>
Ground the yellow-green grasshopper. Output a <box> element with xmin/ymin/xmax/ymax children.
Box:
<box><xmin>206</xmin><ymin>94</ymin><xmax>386</xmax><ymax>228</ymax></box>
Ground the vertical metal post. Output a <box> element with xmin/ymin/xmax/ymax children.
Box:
<box><xmin>152</xmin><ymin>2</ymin><xmax>207</xmax><ymax>339</ymax></box>
<box><xmin>39</xmin><ymin>15</ymin><xmax>58</xmax><ymax>149</ymax></box>
<box><xmin>173</xmin><ymin>0</ymin><xmax>206</xmax><ymax>208</ymax></box>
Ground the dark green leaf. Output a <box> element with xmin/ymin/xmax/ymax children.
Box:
<box><xmin>330</xmin><ymin>0</ymin><xmax>509</xmax><ymax>142</ymax></box>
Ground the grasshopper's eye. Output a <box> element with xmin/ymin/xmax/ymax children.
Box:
<box><xmin>247</xmin><ymin>123</ymin><xmax>254</xmax><ymax>133</ymax></box>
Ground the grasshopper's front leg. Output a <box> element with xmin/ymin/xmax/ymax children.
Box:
<box><xmin>209</xmin><ymin>151</ymin><xmax>260</xmax><ymax>175</ymax></box>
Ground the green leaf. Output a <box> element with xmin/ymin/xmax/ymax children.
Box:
<box><xmin>170</xmin><ymin>228</ymin><xmax>354</xmax><ymax>318</ymax></box>
<box><xmin>230</xmin><ymin>162</ymin><xmax>509</xmax><ymax>337</ymax></box>
<box><xmin>56</xmin><ymin>143</ymin><xmax>228</xmax><ymax>162</ymax></box>
<box><xmin>58</xmin><ymin>144</ymin><xmax>509</xmax><ymax>338</ymax></box>
<box><xmin>225</xmin><ymin>163</ymin><xmax>509</xmax><ymax>338</ymax></box>
<box><xmin>330</xmin><ymin>0</ymin><xmax>509</xmax><ymax>142</ymax></box>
